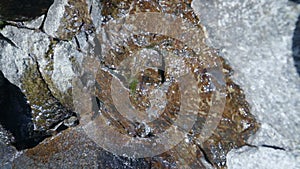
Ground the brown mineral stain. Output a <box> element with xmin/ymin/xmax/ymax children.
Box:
<box><xmin>96</xmin><ymin>0</ymin><xmax>260</xmax><ymax>168</ymax></box>
<box><xmin>25</xmin><ymin>129</ymin><xmax>73</xmax><ymax>163</ymax></box>
<box><xmin>24</xmin><ymin>1</ymin><xmax>259</xmax><ymax>168</ymax></box>
<box><xmin>57</xmin><ymin>0</ymin><xmax>94</xmax><ymax>40</ymax></box>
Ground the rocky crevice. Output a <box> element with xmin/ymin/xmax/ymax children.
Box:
<box><xmin>0</xmin><ymin>0</ymin><xmax>81</xmax><ymax>149</ymax></box>
<box><xmin>0</xmin><ymin>0</ymin><xmax>265</xmax><ymax>168</ymax></box>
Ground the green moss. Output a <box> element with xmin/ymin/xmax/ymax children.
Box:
<box><xmin>45</xmin><ymin>39</ymin><xmax>58</xmax><ymax>59</ymax></box>
<box><xmin>43</xmin><ymin>39</ymin><xmax>57</xmax><ymax>72</ymax></box>
<box><xmin>22</xmin><ymin>62</ymin><xmax>73</xmax><ymax>131</ymax></box>
<box><xmin>22</xmin><ymin>63</ymin><xmax>55</xmax><ymax>130</ymax></box>
<box><xmin>0</xmin><ymin>20</ymin><xmax>7</xmax><ymax>30</ymax></box>
<box><xmin>129</xmin><ymin>78</ymin><xmax>138</xmax><ymax>95</ymax></box>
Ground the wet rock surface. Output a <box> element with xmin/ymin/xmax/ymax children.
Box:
<box><xmin>0</xmin><ymin>0</ymin><xmax>298</xmax><ymax>169</ymax></box>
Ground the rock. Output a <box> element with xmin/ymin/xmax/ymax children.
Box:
<box><xmin>0</xmin><ymin>141</ymin><xmax>16</xmax><ymax>168</ymax></box>
<box><xmin>44</xmin><ymin>0</ymin><xmax>94</xmax><ymax>40</ymax></box>
<box><xmin>76</xmin><ymin>0</ymin><xmax>259</xmax><ymax>168</ymax></box>
<box><xmin>0</xmin><ymin>0</ymin><xmax>298</xmax><ymax>168</ymax></box>
<box><xmin>2</xmin><ymin>0</ymin><xmax>258</xmax><ymax>166</ymax></box>
<box><xmin>43</xmin><ymin>0</ymin><xmax>69</xmax><ymax>38</ymax></box>
<box><xmin>87</xmin><ymin>0</ymin><xmax>103</xmax><ymax>33</ymax></box>
<box><xmin>191</xmin><ymin>0</ymin><xmax>300</xmax><ymax>168</ymax></box>
<box><xmin>0</xmin><ymin>26</ymin><xmax>50</xmax><ymax>86</ymax></box>
<box><xmin>0</xmin><ymin>125</ymin><xmax>14</xmax><ymax>145</ymax></box>
<box><xmin>0</xmin><ymin>2</ymin><xmax>83</xmax><ymax>151</ymax></box>
<box><xmin>21</xmin><ymin>59</ymin><xmax>75</xmax><ymax>133</ymax></box>
<box><xmin>11</xmin><ymin>128</ymin><xmax>98</xmax><ymax>168</ymax></box>
<box><xmin>12</xmin><ymin>128</ymin><xmax>151</xmax><ymax>168</ymax></box>
<box><xmin>227</xmin><ymin>146</ymin><xmax>300</xmax><ymax>169</ymax></box>
<box><xmin>23</xmin><ymin>15</ymin><xmax>45</xmax><ymax>30</ymax></box>
<box><xmin>0</xmin><ymin>26</ymin><xmax>76</xmax><ymax>132</ymax></box>
<box><xmin>0</xmin><ymin>70</ymin><xmax>41</xmax><ymax>150</ymax></box>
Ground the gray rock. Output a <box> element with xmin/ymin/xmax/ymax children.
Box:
<box><xmin>43</xmin><ymin>0</ymin><xmax>69</xmax><ymax>38</ymax></box>
<box><xmin>0</xmin><ymin>26</ymin><xmax>49</xmax><ymax>86</ymax></box>
<box><xmin>44</xmin><ymin>0</ymin><xmax>93</xmax><ymax>40</ymax></box>
<box><xmin>0</xmin><ymin>141</ymin><xmax>16</xmax><ymax>168</ymax></box>
<box><xmin>51</xmin><ymin>41</ymin><xmax>78</xmax><ymax>93</ymax></box>
<box><xmin>0</xmin><ymin>20</ymin><xmax>87</xmax><ymax>106</ymax></box>
<box><xmin>0</xmin><ymin>40</ymin><xmax>26</xmax><ymax>86</ymax></box>
<box><xmin>23</xmin><ymin>15</ymin><xmax>45</xmax><ymax>29</ymax></box>
<box><xmin>87</xmin><ymin>0</ymin><xmax>103</xmax><ymax>33</ymax></box>
<box><xmin>48</xmin><ymin>31</ymin><xmax>96</xmax><ymax>106</ymax></box>
<box><xmin>0</xmin><ymin>127</ymin><xmax>12</xmax><ymax>146</ymax></box>
<box><xmin>227</xmin><ymin>146</ymin><xmax>300</xmax><ymax>169</ymax></box>
<box><xmin>192</xmin><ymin>0</ymin><xmax>300</xmax><ymax>168</ymax></box>
<box><xmin>0</xmin><ymin>0</ymin><xmax>84</xmax><ymax>152</ymax></box>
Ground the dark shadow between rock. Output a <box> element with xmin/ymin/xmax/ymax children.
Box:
<box><xmin>0</xmin><ymin>0</ymin><xmax>54</xmax><ymax>21</ymax></box>
<box><xmin>291</xmin><ymin>0</ymin><xmax>300</xmax><ymax>76</ymax></box>
<box><xmin>0</xmin><ymin>71</ymin><xmax>47</xmax><ymax>150</ymax></box>
<box><xmin>290</xmin><ymin>0</ymin><xmax>300</xmax><ymax>3</ymax></box>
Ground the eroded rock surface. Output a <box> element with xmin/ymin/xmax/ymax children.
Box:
<box><xmin>0</xmin><ymin>0</ymin><xmax>260</xmax><ymax>168</ymax></box>
<box><xmin>3</xmin><ymin>0</ymin><xmax>299</xmax><ymax>168</ymax></box>
<box><xmin>81</xmin><ymin>1</ymin><xmax>258</xmax><ymax>168</ymax></box>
